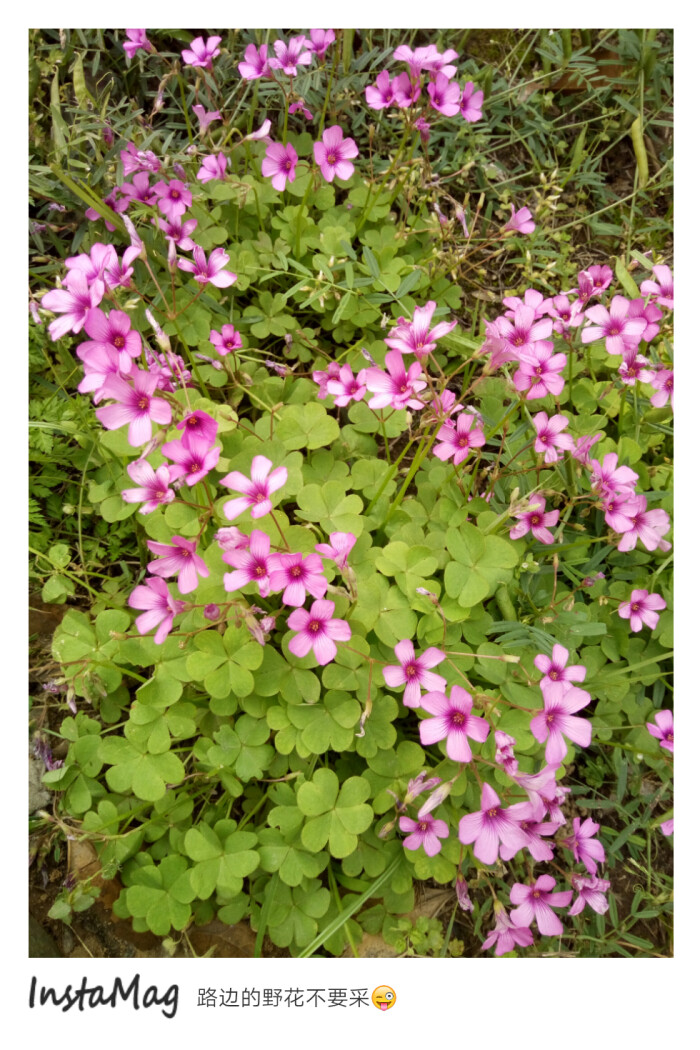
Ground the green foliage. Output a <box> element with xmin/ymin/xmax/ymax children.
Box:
<box><xmin>30</xmin><ymin>26</ymin><xmax>672</xmax><ymax>961</ymax></box>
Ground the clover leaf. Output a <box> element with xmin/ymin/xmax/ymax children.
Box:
<box><xmin>297</xmin><ymin>768</ymin><xmax>373</xmax><ymax>858</ymax></box>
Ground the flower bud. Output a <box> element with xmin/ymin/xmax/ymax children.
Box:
<box><xmin>167</xmin><ymin>237</ymin><xmax>178</xmax><ymax>273</ymax></box>
<box><xmin>145</xmin><ymin>308</ymin><xmax>172</xmax><ymax>354</ymax></box>
<box><xmin>455</xmin><ymin>873</ymin><xmax>473</xmax><ymax>913</ymax></box>
<box><xmin>417</xmin><ymin>778</ymin><xmax>454</xmax><ymax>818</ymax></box>
<box><xmin>203</xmin><ymin>604</ymin><xmax>221</xmax><ymax>621</ymax></box>
<box><xmin>377</xmin><ymin>817</ymin><xmax>397</xmax><ymax>839</ymax></box>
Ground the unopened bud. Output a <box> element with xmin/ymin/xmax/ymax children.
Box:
<box><xmin>145</xmin><ymin>308</ymin><xmax>172</xmax><ymax>353</ymax></box>
<box><xmin>203</xmin><ymin>604</ymin><xmax>221</xmax><ymax>621</ymax></box>
<box><xmin>167</xmin><ymin>237</ymin><xmax>177</xmax><ymax>272</ymax></box>
<box><xmin>173</xmin><ymin>162</ymin><xmax>186</xmax><ymax>180</ymax></box>
<box><xmin>360</xmin><ymin>347</ymin><xmax>377</xmax><ymax>365</ymax></box>
<box><xmin>455</xmin><ymin>873</ymin><xmax>473</xmax><ymax>913</ymax></box>
<box><xmin>417</xmin><ymin>779</ymin><xmax>454</xmax><ymax>818</ymax></box>
<box><xmin>378</xmin><ymin>818</ymin><xmax>397</xmax><ymax>839</ymax></box>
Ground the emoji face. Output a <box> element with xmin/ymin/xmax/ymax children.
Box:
<box><xmin>371</xmin><ymin>986</ymin><xmax>396</xmax><ymax>1011</ymax></box>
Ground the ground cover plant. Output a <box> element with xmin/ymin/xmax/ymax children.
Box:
<box><xmin>29</xmin><ymin>27</ymin><xmax>673</xmax><ymax>958</ymax></box>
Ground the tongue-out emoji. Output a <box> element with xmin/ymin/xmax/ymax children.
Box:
<box><xmin>371</xmin><ymin>986</ymin><xmax>396</xmax><ymax>1012</ymax></box>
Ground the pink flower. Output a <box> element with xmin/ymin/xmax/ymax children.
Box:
<box><xmin>123</xmin><ymin>29</ymin><xmax>152</xmax><ymax>58</ymax></box>
<box><xmin>238</xmin><ymin>44</ymin><xmax>271</xmax><ymax>80</ymax></box>
<box><xmin>427</xmin><ymin>73</ymin><xmax>461</xmax><ymax>116</ymax></box>
<box><xmin>421</xmin><ymin>46</ymin><xmax>459</xmax><ymax>78</ymax></box>
<box><xmin>600</xmin><ymin>490</ymin><xmax>640</xmax><ymax>533</ymax></box>
<box><xmin>393</xmin><ymin>72</ymin><xmax>421</xmax><ymax>108</ymax></box>
<box><xmin>161</xmin><ymin>434</ymin><xmax>220</xmax><ymax>486</ymax></box>
<box><xmin>153</xmin><ymin>179</ymin><xmax>191</xmax><ymax>219</ymax></box>
<box><xmin>181</xmin><ymin>36</ymin><xmax>222</xmax><ymax>70</ymax></box>
<box><xmin>581</xmin><ymin>296</ymin><xmax>647</xmax><ymax>356</ymax></box>
<box><xmin>583</xmin><ymin>264</ymin><xmax>613</xmax><ymax>296</ymax></box>
<box><xmin>104</xmin><ymin>246</ymin><xmax>141</xmax><ymax>290</ymax></box>
<box><xmin>312</xmin><ymin>361</ymin><xmax>342</xmax><ymax>400</ymax></box>
<box><xmin>42</xmin><ymin>270</ymin><xmax>105</xmax><ymax>341</ymax></box>
<box><xmin>628</xmin><ymin>297</ymin><xmax>663</xmax><ymax>343</ymax></box>
<box><xmin>509</xmin><ymin>493</ymin><xmax>559</xmax><ymax>545</ymax></box>
<box><xmin>95</xmin><ymin>370</ymin><xmax>172</xmax><ymax>447</ymax></box>
<box><xmin>178</xmin><ymin>246</ymin><xmax>237</xmax><ymax>287</ymax></box>
<box><xmin>618</xmin><ymin>589</ymin><xmax>666</xmax><ymax>632</ymax></box>
<box><xmin>158</xmin><ymin>217</ymin><xmax>199</xmax><ymax>252</ymax></box>
<box><xmin>326</xmin><ymin>365</ymin><xmax>367</xmax><ymax>407</ymax></box>
<box><xmin>315</xmin><ymin>532</ymin><xmax>357</xmax><ymax>569</ymax></box>
<box><xmin>222</xmin><ymin>529</ymin><xmax>277</xmax><ymax>598</ymax></box>
<box><xmin>545</xmin><ymin>294</ymin><xmax>584</xmax><ymax>335</ymax></box>
<box><xmin>640</xmin><ymin>264</ymin><xmax>673</xmax><ymax>310</ymax></box>
<box><xmin>261</xmin><ymin>142</ymin><xmax>299</xmax><ymax>192</ymax></box>
<box><xmin>646</xmin><ymin>709</ymin><xmax>674</xmax><ymax>753</ymax></box>
<box><xmin>287</xmin><ymin>599</ymin><xmax>351</xmax><ymax>665</ymax></box>
<box><xmin>365</xmin><ymin>350</ymin><xmax>427</xmax><ymax>410</ymax></box>
<box><xmin>568</xmin><ymin>874</ymin><xmax>610</xmax><ymax>916</ymax></box>
<box><xmin>511</xmin><ymin>765</ymin><xmax>559</xmax><ymax>813</ymax></box>
<box><xmin>496</xmin><ymin>305</ymin><xmax>553</xmax><ymax>359</ymax></box>
<box><xmin>418</xmin><ymin>685</ymin><xmax>490</xmax><ymax>763</ymax></box>
<box><xmin>433</xmin><ymin>412</ymin><xmax>485</xmax><ymax>465</ymax></box>
<box><xmin>510</xmin><ymin>875</ymin><xmax>572</xmax><ymax>936</ymax></box>
<box><xmin>458</xmin><ymin>783</ymin><xmax>530</xmax><ymax>865</ymax></box>
<box><xmin>209</xmin><ymin>324</ymin><xmax>242</xmax><ymax>356</ymax></box>
<box><xmin>269</xmin><ymin>36</ymin><xmax>312</xmax><ymax>76</ymax></box>
<box><xmin>197</xmin><ymin>153</ymin><xmax>228</xmax><ymax>184</ymax></box>
<box><xmin>615</xmin><ymin>495</ymin><xmax>671</xmax><ymax>553</ymax></box>
<box><xmin>660</xmin><ymin>818</ymin><xmax>674</xmax><ymax>836</ymax></box>
<box><xmin>221</xmin><ymin>455</ymin><xmax>288</xmax><ymax>521</ymax></box>
<box><xmin>562</xmin><ymin>817</ymin><xmax>606</xmax><ymax>874</ymax></box>
<box><xmin>365</xmin><ymin>70</ymin><xmax>397</xmax><ymax>110</ymax></box>
<box><xmin>121</xmin><ymin>460</ymin><xmax>175</xmax><ymax>513</ymax></box>
<box><xmin>176</xmin><ymin>410</ymin><xmax>218</xmax><ymax>448</ymax></box>
<box><xmin>501</xmin><ymin>803</ymin><xmax>558</xmax><ymax>862</ymax></box>
<box><xmin>460</xmin><ymin>81</ymin><xmax>483</xmax><ymax>122</ymax></box>
<box><xmin>313</xmin><ymin>126</ymin><xmax>358</xmax><ymax>183</ymax></box>
<box><xmin>481</xmin><ymin>903</ymin><xmax>534</xmax><ymax>956</ymax></box>
<box><xmin>571</xmin><ymin>433</ymin><xmax>602</xmax><ymax>466</ymax></box>
<box><xmin>589</xmin><ymin>453</ymin><xmax>638</xmax><ymax>498</ymax></box>
<box><xmin>118</xmin><ymin>171</ymin><xmax>157</xmax><ymax>207</ymax></box>
<box><xmin>192</xmin><ymin>104</ymin><xmax>221</xmax><ymax>132</ymax></box>
<box><xmin>512</xmin><ymin>342</ymin><xmax>566</xmax><ymax>399</ymax></box>
<box><xmin>289</xmin><ymin>100</ymin><xmax>313</xmax><ymax>120</ymax></box>
<box><xmin>79</xmin><ymin>308</ymin><xmax>142</xmax><ymax>372</ymax></box>
<box><xmin>382</xmin><ymin>639</ymin><xmax>446</xmax><ymax>708</ymax></box>
<box><xmin>120</xmin><ymin>143</ymin><xmax>161</xmax><ymax>177</ymax></box>
<box><xmin>534</xmin><ymin>644</ymin><xmax>587</xmax><ymax>703</ymax></box>
<box><xmin>530</xmin><ymin>685</ymin><xmax>592</xmax><ymax>765</ymax></box>
<box><xmin>494</xmin><ymin>730</ymin><xmax>518</xmax><ymax>776</ymax></box>
<box><xmin>619</xmin><ymin>354</ymin><xmax>655</xmax><ymax>387</ymax></box>
<box><xmin>649</xmin><ymin>368</ymin><xmax>673</xmax><ymax>411</ymax></box>
<box><xmin>308</xmin><ymin>29</ymin><xmax>335</xmax><ymax>57</ymax></box>
<box><xmin>214</xmin><ymin>526</ymin><xmax>249</xmax><ymax>552</ymax></box>
<box><xmin>128</xmin><ymin>577</ymin><xmax>185</xmax><ymax>644</ymax></box>
<box><xmin>384</xmin><ymin>300</ymin><xmax>457</xmax><ymax>358</ymax></box>
<box><xmin>146</xmin><ymin>535</ymin><xmax>209</xmax><ymax>595</ymax></box>
<box><xmin>269</xmin><ymin>552</ymin><xmax>328</xmax><ymax>607</ymax></box>
<box><xmin>504</xmin><ymin>204</ymin><xmax>535</xmax><ymax>234</ymax></box>
<box><xmin>532</xmin><ymin>412</ymin><xmax>574</xmax><ymax>464</ymax></box>
<box><xmin>77</xmin><ymin>344</ymin><xmax>130</xmax><ymax>402</ymax></box>
<box><xmin>398</xmin><ymin>814</ymin><xmax>449</xmax><ymax>857</ymax></box>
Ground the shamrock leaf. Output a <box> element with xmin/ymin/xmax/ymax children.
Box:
<box><xmin>184</xmin><ymin>821</ymin><xmax>259</xmax><ymax>899</ymax></box>
<box><xmin>297</xmin><ymin>768</ymin><xmax>373</xmax><ymax>858</ymax></box>
<box><xmin>444</xmin><ymin>524</ymin><xmax>518</xmax><ymax>607</ymax></box>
